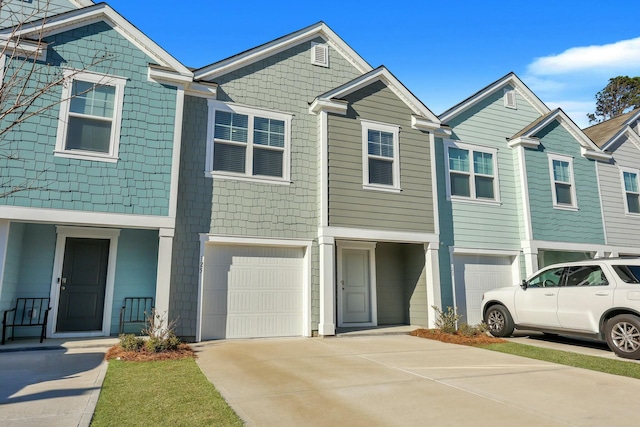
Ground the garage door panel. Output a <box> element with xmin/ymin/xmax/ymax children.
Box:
<box><xmin>454</xmin><ymin>255</ymin><xmax>514</xmax><ymax>326</ymax></box>
<box><xmin>201</xmin><ymin>245</ymin><xmax>304</xmax><ymax>340</ymax></box>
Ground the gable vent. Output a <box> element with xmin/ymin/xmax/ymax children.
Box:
<box><xmin>311</xmin><ymin>42</ymin><xmax>329</xmax><ymax>67</ymax></box>
<box><xmin>504</xmin><ymin>88</ymin><xmax>517</xmax><ymax>109</ymax></box>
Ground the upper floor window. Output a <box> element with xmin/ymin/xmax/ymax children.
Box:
<box><xmin>55</xmin><ymin>70</ymin><xmax>126</xmax><ymax>163</ymax></box>
<box><xmin>206</xmin><ymin>101</ymin><xmax>292</xmax><ymax>183</ymax></box>
<box><xmin>621</xmin><ymin>168</ymin><xmax>640</xmax><ymax>214</ymax></box>
<box><xmin>445</xmin><ymin>140</ymin><xmax>498</xmax><ymax>202</ymax></box>
<box><xmin>548</xmin><ymin>154</ymin><xmax>577</xmax><ymax>209</ymax></box>
<box><xmin>361</xmin><ymin>119</ymin><xmax>400</xmax><ymax>192</ymax></box>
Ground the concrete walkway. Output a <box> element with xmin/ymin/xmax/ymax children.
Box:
<box><xmin>196</xmin><ymin>335</ymin><xmax>640</xmax><ymax>427</ymax></box>
<box><xmin>0</xmin><ymin>338</ymin><xmax>116</xmax><ymax>427</ymax></box>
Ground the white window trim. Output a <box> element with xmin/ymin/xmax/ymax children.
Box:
<box><xmin>311</xmin><ymin>42</ymin><xmax>329</xmax><ymax>67</ymax></box>
<box><xmin>619</xmin><ymin>166</ymin><xmax>640</xmax><ymax>216</ymax></box>
<box><xmin>54</xmin><ymin>69</ymin><xmax>127</xmax><ymax>163</ymax></box>
<box><xmin>503</xmin><ymin>88</ymin><xmax>517</xmax><ymax>109</ymax></box>
<box><xmin>361</xmin><ymin>119</ymin><xmax>401</xmax><ymax>193</ymax></box>
<box><xmin>444</xmin><ymin>139</ymin><xmax>500</xmax><ymax>204</ymax></box>
<box><xmin>548</xmin><ymin>153</ymin><xmax>578</xmax><ymax>210</ymax></box>
<box><xmin>205</xmin><ymin>100</ymin><xmax>292</xmax><ymax>184</ymax></box>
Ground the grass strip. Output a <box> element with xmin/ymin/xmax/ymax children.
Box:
<box><xmin>91</xmin><ymin>358</ymin><xmax>243</xmax><ymax>427</ymax></box>
<box><xmin>480</xmin><ymin>342</ymin><xmax>640</xmax><ymax>379</ymax></box>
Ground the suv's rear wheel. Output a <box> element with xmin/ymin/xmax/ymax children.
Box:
<box><xmin>605</xmin><ymin>314</ymin><xmax>640</xmax><ymax>360</ymax></box>
<box><xmin>484</xmin><ymin>305</ymin><xmax>514</xmax><ymax>337</ymax></box>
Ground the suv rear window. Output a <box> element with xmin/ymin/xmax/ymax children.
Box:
<box><xmin>613</xmin><ymin>265</ymin><xmax>640</xmax><ymax>283</ymax></box>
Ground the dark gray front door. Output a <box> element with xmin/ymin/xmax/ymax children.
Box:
<box><xmin>56</xmin><ymin>238</ymin><xmax>109</xmax><ymax>332</ymax></box>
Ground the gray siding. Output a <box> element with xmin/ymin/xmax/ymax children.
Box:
<box><xmin>173</xmin><ymin>39</ymin><xmax>362</xmax><ymax>337</ymax></box>
<box><xmin>0</xmin><ymin>0</ymin><xmax>78</xmax><ymax>25</ymax></box>
<box><xmin>328</xmin><ymin>81</ymin><xmax>434</xmax><ymax>233</ymax></box>
<box><xmin>598</xmin><ymin>137</ymin><xmax>640</xmax><ymax>247</ymax></box>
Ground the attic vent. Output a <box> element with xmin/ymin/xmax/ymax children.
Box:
<box><xmin>311</xmin><ymin>42</ymin><xmax>329</xmax><ymax>67</ymax></box>
<box><xmin>504</xmin><ymin>88</ymin><xmax>517</xmax><ymax>109</ymax></box>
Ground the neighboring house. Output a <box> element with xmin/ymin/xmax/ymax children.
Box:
<box><xmin>584</xmin><ymin>109</ymin><xmax>640</xmax><ymax>254</ymax></box>
<box><xmin>173</xmin><ymin>23</ymin><xmax>445</xmax><ymax>341</ymax></box>
<box><xmin>437</xmin><ymin>73</ymin><xmax>614</xmax><ymax>325</ymax></box>
<box><xmin>0</xmin><ymin>3</ymin><xmax>193</xmax><ymax>339</ymax></box>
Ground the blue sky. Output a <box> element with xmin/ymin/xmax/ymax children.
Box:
<box><xmin>107</xmin><ymin>0</ymin><xmax>640</xmax><ymax>127</ymax></box>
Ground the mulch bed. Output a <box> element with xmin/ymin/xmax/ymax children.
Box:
<box><xmin>410</xmin><ymin>328</ymin><xmax>506</xmax><ymax>346</ymax></box>
<box><xmin>105</xmin><ymin>343</ymin><xmax>196</xmax><ymax>361</ymax></box>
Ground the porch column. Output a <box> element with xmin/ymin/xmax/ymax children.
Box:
<box><xmin>522</xmin><ymin>244</ymin><xmax>538</xmax><ymax>277</ymax></box>
<box><xmin>318</xmin><ymin>235</ymin><xmax>335</xmax><ymax>336</ymax></box>
<box><xmin>425</xmin><ymin>242</ymin><xmax>441</xmax><ymax>329</ymax></box>
<box><xmin>155</xmin><ymin>228</ymin><xmax>174</xmax><ymax>319</ymax></box>
<box><xmin>0</xmin><ymin>220</ymin><xmax>9</xmax><ymax>297</ymax></box>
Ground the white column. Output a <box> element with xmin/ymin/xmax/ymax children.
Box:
<box><xmin>425</xmin><ymin>242</ymin><xmax>441</xmax><ymax>329</ymax></box>
<box><xmin>522</xmin><ymin>244</ymin><xmax>538</xmax><ymax>277</ymax></box>
<box><xmin>155</xmin><ymin>228</ymin><xmax>174</xmax><ymax>318</ymax></box>
<box><xmin>318</xmin><ymin>235</ymin><xmax>335</xmax><ymax>336</ymax></box>
<box><xmin>0</xmin><ymin>220</ymin><xmax>10</xmax><ymax>298</ymax></box>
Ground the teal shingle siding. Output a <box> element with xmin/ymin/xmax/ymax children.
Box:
<box><xmin>0</xmin><ymin>22</ymin><xmax>176</xmax><ymax>216</ymax></box>
<box><xmin>526</xmin><ymin>121</ymin><xmax>605</xmax><ymax>244</ymax></box>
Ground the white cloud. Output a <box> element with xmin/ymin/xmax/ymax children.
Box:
<box><xmin>528</xmin><ymin>37</ymin><xmax>640</xmax><ymax>76</ymax></box>
<box><xmin>546</xmin><ymin>100</ymin><xmax>594</xmax><ymax>128</ymax></box>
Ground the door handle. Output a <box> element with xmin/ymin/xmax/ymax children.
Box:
<box><xmin>544</xmin><ymin>293</ymin><xmax>555</xmax><ymax>296</ymax></box>
<box><xmin>341</xmin><ymin>280</ymin><xmax>344</xmax><ymax>290</ymax></box>
<box><xmin>595</xmin><ymin>292</ymin><xmax>609</xmax><ymax>296</ymax></box>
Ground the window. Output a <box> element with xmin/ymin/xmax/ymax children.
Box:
<box><xmin>548</xmin><ymin>154</ymin><xmax>577</xmax><ymax>209</ymax></box>
<box><xmin>527</xmin><ymin>267</ymin><xmax>565</xmax><ymax>288</ymax></box>
<box><xmin>564</xmin><ymin>266</ymin><xmax>609</xmax><ymax>287</ymax></box>
<box><xmin>55</xmin><ymin>70</ymin><xmax>126</xmax><ymax>163</ymax></box>
<box><xmin>613</xmin><ymin>265</ymin><xmax>640</xmax><ymax>283</ymax></box>
<box><xmin>445</xmin><ymin>141</ymin><xmax>498</xmax><ymax>202</ymax></box>
<box><xmin>621</xmin><ymin>168</ymin><xmax>640</xmax><ymax>214</ymax></box>
<box><xmin>206</xmin><ymin>101</ymin><xmax>291</xmax><ymax>183</ymax></box>
<box><xmin>361</xmin><ymin>120</ymin><xmax>400</xmax><ymax>192</ymax></box>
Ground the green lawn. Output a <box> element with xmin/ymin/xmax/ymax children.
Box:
<box><xmin>91</xmin><ymin>358</ymin><xmax>243</xmax><ymax>427</ymax></box>
<box><xmin>481</xmin><ymin>342</ymin><xmax>640</xmax><ymax>379</ymax></box>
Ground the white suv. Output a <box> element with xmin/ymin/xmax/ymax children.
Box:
<box><xmin>481</xmin><ymin>258</ymin><xmax>640</xmax><ymax>359</ymax></box>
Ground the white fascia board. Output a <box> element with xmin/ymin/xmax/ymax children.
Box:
<box><xmin>508</xmin><ymin>136</ymin><xmax>540</xmax><ymax>149</ymax></box>
<box><xmin>320</xmin><ymin>226</ymin><xmax>439</xmax><ymax>244</ymax></box>
<box><xmin>185</xmin><ymin>82</ymin><xmax>218</xmax><ymax>99</ymax></box>
<box><xmin>0</xmin><ymin>206</ymin><xmax>174</xmax><ymax>229</ymax></box>
<box><xmin>195</xmin><ymin>22</ymin><xmax>372</xmax><ymax>81</ymax></box>
<box><xmin>321</xmin><ymin>67</ymin><xmax>440</xmax><ymax>124</ymax></box>
<box><xmin>581</xmin><ymin>147</ymin><xmax>612</xmax><ymax>161</ymax></box>
<box><xmin>440</xmin><ymin>73</ymin><xmax>550</xmax><ymax>123</ymax></box>
<box><xmin>308</xmin><ymin>98</ymin><xmax>348</xmax><ymax>115</ymax></box>
<box><xmin>3</xmin><ymin>4</ymin><xmax>191</xmax><ymax>77</ymax></box>
<box><xmin>411</xmin><ymin>115</ymin><xmax>441</xmax><ymax>131</ymax></box>
<box><xmin>201</xmin><ymin>234</ymin><xmax>313</xmax><ymax>248</ymax></box>
<box><xmin>0</xmin><ymin>38</ymin><xmax>47</xmax><ymax>61</ymax></box>
<box><xmin>148</xmin><ymin>66</ymin><xmax>192</xmax><ymax>85</ymax></box>
<box><xmin>451</xmin><ymin>247</ymin><xmax>520</xmax><ymax>256</ymax></box>
<box><xmin>601</xmin><ymin>126</ymin><xmax>640</xmax><ymax>152</ymax></box>
<box><xmin>70</xmin><ymin>0</ymin><xmax>95</xmax><ymax>7</ymax></box>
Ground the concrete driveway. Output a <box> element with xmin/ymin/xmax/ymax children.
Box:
<box><xmin>0</xmin><ymin>347</ymin><xmax>107</xmax><ymax>427</ymax></box>
<box><xmin>196</xmin><ymin>335</ymin><xmax>640</xmax><ymax>427</ymax></box>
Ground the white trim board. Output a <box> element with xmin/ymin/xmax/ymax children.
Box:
<box><xmin>319</xmin><ymin>226</ymin><xmax>439</xmax><ymax>244</ymax></box>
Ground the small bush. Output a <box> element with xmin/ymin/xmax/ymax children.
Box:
<box><xmin>119</xmin><ymin>334</ymin><xmax>144</xmax><ymax>351</ymax></box>
<box><xmin>432</xmin><ymin>306</ymin><xmax>461</xmax><ymax>334</ymax></box>
<box><xmin>141</xmin><ymin>309</ymin><xmax>181</xmax><ymax>353</ymax></box>
<box><xmin>458</xmin><ymin>322</ymin><xmax>488</xmax><ymax>337</ymax></box>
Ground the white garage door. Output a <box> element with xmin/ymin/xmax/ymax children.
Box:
<box><xmin>453</xmin><ymin>255</ymin><xmax>515</xmax><ymax>326</ymax></box>
<box><xmin>201</xmin><ymin>245</ymin><xmax>304</xmax><ymax>340</ymax></box>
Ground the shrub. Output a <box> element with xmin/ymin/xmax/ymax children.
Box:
<box><xmin>457</xmin><ymin>322</ymin><xmax>488</xmax><ymax>337</ymax></box>
<box><xmin>141</xmin><ymin>309</ymin><xmax>181</xmax><ymax>353</ymax></box>
<box><xmin>119</xmin><ymin>334</ymin><xmax>144</xmax><ymax>351</ymax></box>
<box><xmin>432</xmin><ymin>305</ymin><xmax>461</xmax><ymax>334</ymax></box>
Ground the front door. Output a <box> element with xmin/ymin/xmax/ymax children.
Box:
<box><xmin>341</xmin><ymin>249</ymin><xmax>371</xmax><ymax>324</ymax></box>
<box><xmin>56</xmin><ymin>238</ymin><xmax>110</xmax><ymax>332</ymax></box>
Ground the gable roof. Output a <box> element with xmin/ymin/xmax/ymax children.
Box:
<box><xmin>309</xmin><ymin>66</ymin><xmax>441</xmax><ymax>131</ymax></box>
<box><xmin>439</xmin><ymin>72</ymin><xmax>550</xmax><ymax>123</ymax></box>
<box><xmin>0</xmin><ymin>2</ymin><xmax>192</xmax><ymax>78</ymax></box>
<box><xmin>194</xmin><ymin>21</ymin><xmax>372</xmax><ymax>81</ymax></box>
<box><xmin>583</xmin><ymin>108</ymin><xmax>640</xmax><ymax>149</ymax></box>
<box><xmin>509</xmin><ymin>108</ymin><xmax>611</xmax><ymax>161</ymax></box>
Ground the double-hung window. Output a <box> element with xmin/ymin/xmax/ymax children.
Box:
<box><xmin>445</xmin><ymin>141</ymin><xmax>498</xmax><ymax>202</ymax></box>
<box><xmin>548</xmin><ymin>154</ymin><xmax>577</xmax><ymax>209</ymax></box>
<box><xmin>55</xmin><ymin>70</ymin><xmax>126</xmax><ymax>163</ymax></box>
<box><xmin>207</xmin><ymin>101</ymin><xmax>291</xmax><ymax>182</ymax></box>
<box><xmin>621</xmin><ymin>167</ymin><xmax>640</xmax><ymax>214</ymax></box>
<box><xmin>361</xmin><ymin>119</ymin><xmax>400</xmax><ymax>192</ymax></box>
